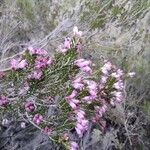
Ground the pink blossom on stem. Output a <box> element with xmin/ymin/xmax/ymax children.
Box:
<box><xmin>74</xmin><ymin>59</ymin><xmax>92</xmax><ymax>74</ymax></box>
<box><xmin>63</xmin><ymin>133</ymin><xmax>69</xmax><ymax>141</ymax></box>
<box><xmin>70</xmin><ymin>141</ymin><xmax>79</xmax><ymax>150</ymax></box>
<box><xmin>111</xmin><ymin>69</ymin><xmax>124</xmax><ymax>79</ymax></box>
<box><xmin>34</xmin><ymin>56</ymin><xmax>52</xmax><ymax>69</ymax></box>
<box><xmin>101</xmin><ymin>61</ymin><xmax>112</xmax><ymax>75</ymax></box>
<box><xmin>75</xmin><ymin>109</ymin><xmax>89</xmax><ymax>137</ymax></box>
<box><xmin>73</xmin><ymin>76</ymin><xmax>82</xmax><ymax>83</ymax></box>
<box><xmin>66</xmin><ymin>96</ymin><xmax>80</xmax><ymax>109</ymax></box>
<box><xmin>73</xmin><ymin>26</ymin><xmax>82</xmax><ymax>37</ymax></box>
<box><xmin>101</xmin><ymin>76</ymin><xmax>108</xmax><ymax>84</ymax></box>
<box><xmin>43</xmin><ymin>126</ymin><xmax>52</xmax><ymax>135</ymax></box>
<box><xmin>33</xmin><ymin>114</ymin><xmax>43</xmax><ymax>125</ymax></box>
<box><xmin>28</xmin><ymin>70</ymin><xmax>43</xmax><ymax>80</ymax></box>
<box><xmin>28</xmin><ymin>47</ymin><xmax>48</xmax><ymax>56</ymax></box>
<box><xmin>75</xmin><ymin>109</ymin><xmax>85</xmax><ymax>119</ymax></box>
<box><xmin>113</xmin><ymin>80</ymin><xmax>124</xmax><ymax>90</ymax></box>
<box><xmin>82</xmin><ymin>95</ymin><xmax>96</xmax><ymax>104</ymax></box>
<box><xmin>28</xmin><ymin>46</ymin><xmax>36</xmax><ymax>54</ymax></box>
<box><xmin>65</xmin><ymin>90</ymin><xmax>77</xmax><ymax>100</ymax></box>
<box><xmin>11</xmin><ymin>58</ymin><xmax>28</xmax><ymax>70</ymax></box>
<box><xmin>70</xmin><ymin>99</ymin><xmax>79</xmax><ymax>109</ymax></box>
<box><xmin>0</xmin><ymin>71</ymin><xmax>5</xmax><ymax>78</ymax></box>
<box><xmin>72</xmin><ymin>82</ymin><xmax>84</xmax><ymax>90</ymax></box>
<box><xmin>18</xmin><ymin>59</ymin><xmax>28</xmax><ymax>69</ymax></box>
<box><xmin>81</xmin><ymin>66</ymin><xmax>92</xmax><ymax>74</ymax></box>
<box><xmin>94</xmin><ymin>105</ymin><xmax>108</xmax><ymax>118</ymax></box>
<box><xmin>58</xmin><ymin>45</ymin><xmax>68</xmax><ymax>53</ymax></box>
<box><xmin>64</xmin><ymin>38</ymin><xmax>71</xmax><ymax>49</ymax></box>
<box><xmin>74</xmin><ymin>59</ymin><xmax>91</xmax><ymax>68</ymax></box>
<box><xmin>25</xmin><ymin>101</ymin><xmax>35</xmax><ymax>112</ymax></box>
<box><xmin>111</xmin><ymin>91</ymin><xmax>123</xmax><ymax>102</ymax></box>
<box><xmin>10</xmin><ymin>59</ymin><xmax>19</xmax><ymax>70</ymax></box>
<box><xmin>72</xmin><ymin>77</ymin><xmax>84</xmax><ymax>90</ymax></box>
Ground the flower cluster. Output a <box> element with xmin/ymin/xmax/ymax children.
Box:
<box><xmin>33</xmin><ymin>114</ymin><xmax>43</xmax><ymax>125</ymax></box>
<box><xmin>74</xmin><ymin>59</ymin><xmax>92</xmax><ymax>74</ymax></box>
<box><xmin>72</xmin><ymin>77</ymin><xmax>84</xmax><ymax>90</ymax></box>
<box><xmin>0</xmin><ymin>27</ymin><xmax>134</xmax><ymax>150</ymax></box>
<box><xmin>25</xmin><ymin>101</ymin><xmax>35</xmax><ymax>112</ymax></box>
<box><xmin>34</xmin><ymin>56</ymin><xmax>52</xmax><ymax>69</ymax></box>
<box><xmin>65</xmin><ymin>90</ymin><xmax>79</xmax><ymax>109</ymax></box>
<box><xmin>75</xmin><ymin>109</ymin><xmax>89</xmax><ymax>138</ymax></box>
<box><xmin>82</xmin><ymin>80</ymin><xmax>97</xmax><ymax>104</ymax></box>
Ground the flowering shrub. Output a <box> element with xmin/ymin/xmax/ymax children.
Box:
<box><xmin>0</xmin><ymin>27</ymin><xmax>134</xmax><ymax>150</ymax></box>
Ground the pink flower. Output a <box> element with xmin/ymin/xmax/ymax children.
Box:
<box><xmin>34</xmin><ymin>56</ymin><xmax>52</xmax><ymax>69</ymax></box>
<box><xmin>72</xmin><ymin>82</ymin><xmax>84</xmax><ymax>90</ymax></box>
<box><xmin>74</xmin><ymin>59</ymin><xmax>92</xmax><ymax>73</ymax></box>
<box><xmin>10</xmin><ymin>59</ymin><xmax>18</xmax><ymax>69</ymax></box>
<box><xmin>11</xmin><ymin>58</ymin><xmax>28</xmax><ymax>70</ymax></box>
<box><xmin>113</xmin><ymin>81</ymin><xmax>124</xmax><ymax>90</ymax></box>
<box><xmin>101</xmin><ymin>62</ymin><xmax>112</xmax><ymax>75</ymax></box>
<box><xmin>28</xmin><ymin>47</ymin><xmax>48</xmax><ymax>56</ymax></box>
<box><xmin>19</xmin><ymin>85</ymin><xmax>30</xmax><ymax>96</ymax></box>
<box><xmin>63</xmin><ymin>133</ymin><xmax>69</xmax><ymax>141</ymax></box>
<box><xmin>111</xmin><ymin>91</ymin><xmax>123</xmax><ymax>102</ymax></box>
<box><xmin>33</xmin><ymin>114</ymin><xmax>43</xmax><ymax>125</ymax></box>
<box><xmin>28</xmin><ymin>46</ymin><xmax>36</xmax><ymax>54</ymax></box>
<box><xmin>86</xmin><ymin>80</ymin><xmax>97</xmax><ymax>90</ymax></box>
<box><xmin>43</xmin><ymin>126</ymin><xmax>52</xmax><ymax>135</ymax></box>
<box><xmin>101</xmin><ymin>76</ymin><xmax>108</xmax><ymax>84</ymax></box>
<box><xmin>28</xmin><ymin>70</ymin><xmax>43</xmax><ymax>80</ymax></box>
<box><xmin>85</xmin><ymin>80</ymin><xmax>97</xmax><ymax>97</ymax></box>
<box><xmin>82</xmin><ymin>95</ymin><xmax>96</xmax><ymax>104</ymax></box>
<box><xmin>81</xmin><ymin>66</ymin><xmax>92</xmax><ymax>74</ymax></box>
<box><xmin>110</xmin><ymin>99</ymin><xmax>115</xmax><ymax>106</ymax></box>
<box><xmin>69</xmin><ymin>101</ymin><xmax>78</xmax><ymax>109</ymax></box>
<box><xmin>18</xmin><ymin>59</ymin><xmax>28</xmax><ymax>69</ymax></box>
<box><xmin>73</xmin><ymin>26</ymin><xmax>82</xmax><ymax>37</ymax></box>
<box><xmin>0</xmin><ymin>96</ymin><xmax>9</xmax><ymax>106</ymax></box>
<box><xmin>64</xmin><ymin>38</ymin><xmax>71</xmax><ymax>49</ymax></box>
<box><xmin>94</xmin><ymin>105</ymin><xmax>107</xmax><ymax>118</ymax></box>
<box><xmin>66</xmin><ymin>97</ymin><xmax>80</xmax><ymax>109</ymax></box>
<box><xmin>72</xmin><ymin>77</ymin><xmax>84</xmax><ymax>90</ymax></box>
<box><xmin>70</xmin><ymin>141</ymin><xmax>78</xmax><ymax>150</ymax></box>
<box><xmin>0</xmin><ymin>71</ymin><xmax>5</xmax><ymax>78</ymax></box>
<box><xmin>101</xmin><ymin>105</ymin><xmax>107</xmax><ymax>113</ymax></box>
<box><xmin>36</xmin><ymin>49</ymin><xmax>47</xmax><ymax>55</ymax></box>
<box><xmin>74</xmin><ymin>59</ymin><xmax>91</xmax><ymax>68</ymax></box>
<box><xmin>75</xmin><ymin>109</ymin><xmax>85</xmax><ymax>119</ymax></box>
<box><xmin>58</xmin><ymin>45</ymin><xmax>68</xmax><ymax>53</ymax></box>
<box><xmin>75</xmin><ymin>109</ymin><xmax>89</xmax><ymax>137</ymax></box>
<box><xmin>111</xmin><ymin>69</ymin><xmax>124</xmax><ymax>79</ymax></box>
<box><xmin>25</xmin><ymin>101</ymin><xmax>35</xmax><ymax>112</ymax></box>
<box><xmin>73</xmin><ymin>76</ymin><xmax>82</xmax><ymax>83</ymax></box>
<box><xmin>65</xmin><ymin>90</ymin><xmax>77</xmax><ymax>100</ymax></box>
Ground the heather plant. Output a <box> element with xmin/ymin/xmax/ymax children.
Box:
<box><xmin>0</xmin><ymin>27</ymin><xmax>134</xmax><ymax>150</ymax></box>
